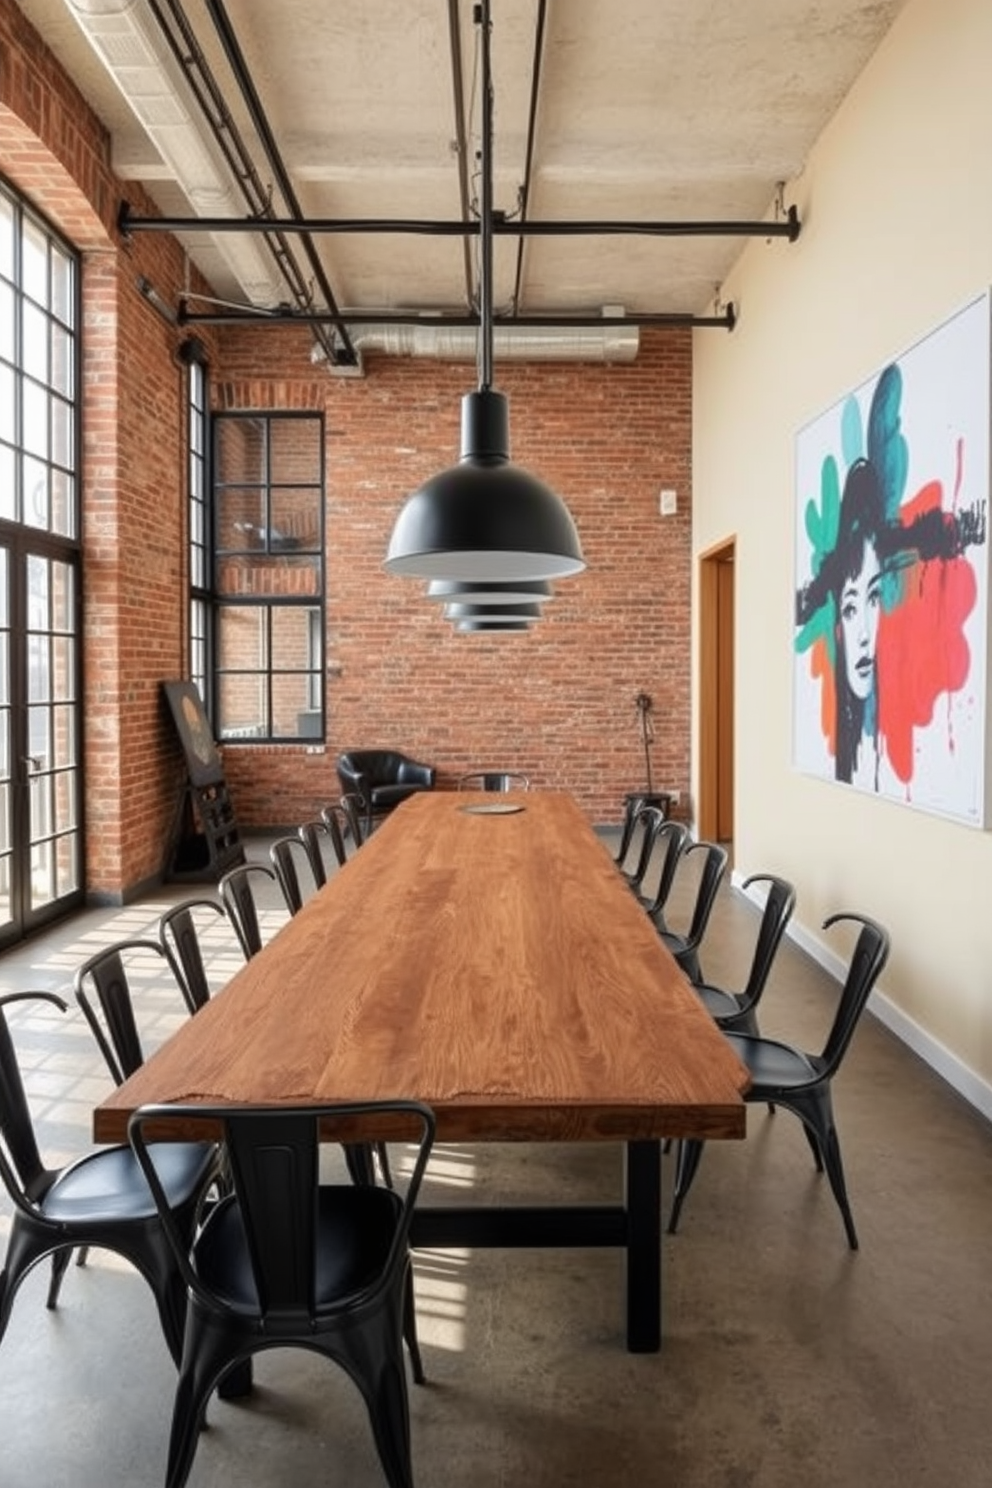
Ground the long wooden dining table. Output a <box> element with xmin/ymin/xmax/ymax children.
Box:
<box><xmin>94</xmin><ymin>789</ymin><xmax>748</xmax><ymax>1353</ymax></box>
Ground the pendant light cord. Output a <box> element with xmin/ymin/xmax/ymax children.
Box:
<box><xmin>478</xmin><ymin>0</ymin><xmax>494</xmax><ymax>393</ymax></box>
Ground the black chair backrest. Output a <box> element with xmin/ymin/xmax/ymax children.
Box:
<box><xmin>158</xmin><ymin>897</ymin><xmax>228</xmax><ymax>1013</ymax></box>
<box><xmin>74</xmin><ymin>938</ymin><xmax>172</xmax><ymax>1085</ymax></box>
<box><xmin>625</xmin><ymin>804</ymin><xmax>668</xmax><ymax>890</ymax></box>
<box><xmin>0</xmin><ymin>991</ymin><xmax>67</xmax><ymax>1205</ymax></box>
<box><xmin>269</xmin><ymin>835</ymin><xmax>318</xmax><ymax>916</ymax></box>
<box><xmin>819</xmin><ymin>912</ymin><xmax>891</xmax><ymax>1072</ymax></box>
<box><xmin>459</xmin><ymin>771</ymin><xmax>529</xmax><ymax>792</ymax></box>
<box><xmin>129</xmin><ymin>1099</ymin><xmax>435</xmax><ymax>1320</ymax></box>
<box><xmin>338</xmin><ymin>792</ymin><xmax>365</xmax><ymax>848</ymax></box>
<box><xmin>737</xmin><ymin>873</ymin><xmax>797</xmax><ymax>1009</ymax></box>
<box><xmin>642</xmin><ymin>819</ymin><xmax>690</xmax><ymax>917</ymax></box>
<box><xmin>218</xmin><ymin>862</ymin><xmax>278</xmax><ymax>959</ymax></box>
<box><xmin>680</xmin><ymin>840</ymin><xmax>730</xmax><ymax>949</ymax></box>
<box><xmin>316</xmin><ymin>806</ymin><xmax>349</xmax><ymax>867</ymax></box>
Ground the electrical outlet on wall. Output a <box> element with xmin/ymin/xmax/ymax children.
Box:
<box><xmin>668</xmin><ymin>790</ymin><xmax>681</xmax><ymax>807</ymax></box>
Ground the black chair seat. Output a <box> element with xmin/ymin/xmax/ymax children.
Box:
<box><xmin>695</xmin><ymin>984</ymin><xmax>746</xmax><ymax>1022</ymax></box>
<box><xmin>724</xmin><ymin>1032</ymin><xmax>822</xmax><ymax>1089</ymax></box>
<box><xmin>194</xmin><ymin>1185</ymin><xmax>403</xmax><ymax>1313</ymax></box>
<box><xmin>43</xmin><ymin>1142</ymin><xmax>218</xmax><ymax>1225</ymax></box>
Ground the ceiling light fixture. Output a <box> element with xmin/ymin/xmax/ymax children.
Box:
<box><xmin>454</xmin><ymin>619</ymin><xmax>535</xmax><ymax>634</ymax></box>
<box><xmin>384</xmin><ymin>0</ymin><xmax>586</xmax><ymax>585</ymax></box>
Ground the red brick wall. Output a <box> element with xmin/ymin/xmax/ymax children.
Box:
<box><xmin>216</xmin><ymin>327</ymin><xmax>692</xmax><ymax>828</ymax></box>
<box><xmin>2</xmin><ymin>0</ymin><xmax>692</xmax><ymax>902</ymax></box>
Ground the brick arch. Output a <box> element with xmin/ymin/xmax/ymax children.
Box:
<box><xmin>0</xmin><ymin>0</ymin><xmax>117</xmax><ymax>249</ymax></box>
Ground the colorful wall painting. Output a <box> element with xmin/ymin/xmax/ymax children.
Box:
<box><xmin>793</xmin><ymin>293</ymin><xmax>990</xmax><ymax>825</ymax></box>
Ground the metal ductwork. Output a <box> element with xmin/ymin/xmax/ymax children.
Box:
<box><xmin>315</xmin><ymin>318</ymin><xmax>640</xmax><ymax>375</ymax></box>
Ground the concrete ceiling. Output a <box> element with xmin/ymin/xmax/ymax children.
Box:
<box><xmin>14</xmin><ymin>0</ymin><xmax>908</xmax><ymax>355</ymax></box>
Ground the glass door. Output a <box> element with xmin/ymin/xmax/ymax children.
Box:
<box><xmin>0</xmin><ymin>541</ymin><xmax>83</xmax><ymax>945</ymax></box>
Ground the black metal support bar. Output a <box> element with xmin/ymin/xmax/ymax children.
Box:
<box><xmin>511</xmin><ymin>0</ymin><xmax>548</xmax><ymax>316</ymax></box>
<box><xmin>410</xmin><ymin>1204</ymin><xmax>628</xmax><ymax>1248</ymax></box>
<box><xmin>117</xmin><ymin>205</ymin><xmax>801</xmax><ymax>241</ymax></box>
<box><xmin>176</xmin><ymin>306</ymin><xmax>737</xmax><ymax>330</ymax></box>
<box><xmin>446</xmin><ymin>0</ymin><xmax>475</xmax><ymax>309</ymax></box>
<box><xmin>624</xmin><ymin>1139</ymin><xmax>662</xmax><ymax>1353</ymax></box>
<box><xmin>201</xmin><ymin>0</ymin><xmax>358</xmax><ymax>364</ymax></box>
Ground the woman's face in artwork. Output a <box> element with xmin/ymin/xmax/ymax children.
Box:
<box><xmin>839</xmin><ymin>538</ymin><xmax>882</xmax><ymax>701</ymax></box>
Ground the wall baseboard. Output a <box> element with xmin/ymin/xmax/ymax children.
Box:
<box><xmin>733</xmin><ymin>871</ymin><xmax>992</xmax><ymax>1126</ymax></box>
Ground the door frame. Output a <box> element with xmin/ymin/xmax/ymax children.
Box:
<box><xmin>698</xmin><ymin>538</ymin><xmax>735</xmax><ymax>843</ymax></box>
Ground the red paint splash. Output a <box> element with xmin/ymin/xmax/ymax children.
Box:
<box><xmin>876</xmin><ymin>482</ymin><xmax>977</xmax><ymax>783</ymax></box>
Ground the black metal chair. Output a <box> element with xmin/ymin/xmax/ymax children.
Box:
<box><xmin>0</xmin><ymin>990</ymin><xmax>219</xmax><ymax>1364</ymax></box>
<box><xmin>458</xmin><ymin>771</ymin><xmax>529</xmax><ymax>791</ymax></box>
<box><xmin>635</xmin><ymin>818</ymin><xmax>689</xmax><ymax>923</ymax></box>
<box><xmin>74</xmin><ymin>938</ymin><xmax>190</xmax><ymax>1087</ymax></box>
<box><xmin>158</xmin><ymin>897</ymin><xmax>230</xmax><ymax>1013</ymax></box>
<box><xmin>269</xmin><ymin>833</ymin><xmax>320</xmax><ymax>916</ymax></box>
<box><xmin>298</xmin><ymin>814</ymin><xmax>346</xmax><ymax>885</ymax></box>
<box><xmin>218</xmin><ymin>861</ymin><xmax>280</xmax><ymax>959</ymax></box>
<box><xmin>668</xmin><ymin>912</ymin><xmax>891</xmax><ymax>1249</ymax></box>
<box><xmin>620</xmin><ymin>804</ymin><xmax>669</xmax><ymax>894</ymax></box>
<box><xmin>129</xmin><ymin>1098</ymin><xmax>436</xmax><ymax>1488</ymax></box>
<box><xmin>339</xmin><ymin>792</ymin><xmax>366</xmax><ymax>849</ymax></box>
<box><xmin>694</xmin><ymin>873</ymin><xmax>796</xmax><ymax>1035</ymax></box>
<box><xmin>651</xmin><ymin>839</ymin><xmax>729</xmax><ymax>983</ymax></box>
<box><xmin>316</xmin><ymin>805</ymin><xmax>350</xmax><ymax>867</ymax></box>
<box><xmin>614</xmin><ymin>790</ymin><xmax>672</xmax><ymax>868</ymax></box>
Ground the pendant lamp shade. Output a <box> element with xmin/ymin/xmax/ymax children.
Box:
<box><xmin>383</xmin><ymin>0</ymin><xmax>585</xmax><ymax>588</ymax></box>
<box><xmin>444</xmin><ymin>601</ymin><xmax>542</xmax><ymax>624</ymax></box>
<box><xmin>426</xmin><ymin>577</ymin><xmax>553</xmax><ymax>605</ymax></box>
<box><xmin>385</xmin><ymin>392</ymin><xmax>585</xmax><ymax>581</ymax></box>
<box><xmin>454</xmin><ymin>618</ymin><xmax>535</xmax><ymax>633</ymax></box>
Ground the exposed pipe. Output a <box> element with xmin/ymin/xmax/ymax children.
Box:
<box><xmin>446</xmin><ymin>0</ymin><xmax>475</xmax><ymax>308</ymax></box>
<box><xmin>328</xmin><ymin>320</ymin><xmax>641</xmax><ymax>368</ymax></box>
<box><xmin>119</xmin><ymin>205</ymin><xmax>802</xmax><ymax>240</ymax></box>
<box><xmin>511</xmin><ymin>0</ymin><xmax>548</xmax><ymax>317</ymax></box>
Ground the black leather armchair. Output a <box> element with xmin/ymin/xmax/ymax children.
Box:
<box><xmin>336</xmin><ymin>748</ymin><xmax>436</xmax><ymax>834</ymax></box>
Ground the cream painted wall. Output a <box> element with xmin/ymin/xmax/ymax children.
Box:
<box><xmin>692</xmin><ymin>0</ymin><xmax>992</xmax><ymax>1113</ymax></box>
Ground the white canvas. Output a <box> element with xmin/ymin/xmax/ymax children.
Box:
<box><xmin>793</xmin><ymin>293</ymin><xmax>991</xmax><ymax>825</ymax></box>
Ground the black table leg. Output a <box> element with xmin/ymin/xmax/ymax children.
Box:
<box><xmin>624</xmin><ymin>1139</ymin><xmax>661</xmax><ymax>1352</ymax></box>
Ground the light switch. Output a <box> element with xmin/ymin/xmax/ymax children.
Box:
<box><xmin>659</xmin><ymin>489</ymin><xmax>678</xmax><ymax>516</ymax></box>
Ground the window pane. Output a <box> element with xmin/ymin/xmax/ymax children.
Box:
<box><xmin>50</xmin><ymin>396</ymin><xmax>72</xmax><ymax>469</ymax></box>
<box><xmin>218</xmin><ymin>673</ymin><xmax>267</xmax><ymax>738</ymax></box>
<box><xmin>0</xmin><ymin>192</ymin><xmax>13</xmax><ymax>280</ymax></box>
<box><xmin>50</xmin><ymin>247</ymin><xmax>73</xmax><ymax>324</ymax></box>
<box><xmin>23</xmin><ymin>458</ymin><xmax>48</xmax><ymax>529</ymax></box>
<box><xmin>217</xmin><ymin>606</ymin><xmax>266</xmax><ymax>667</ymax></box>
<box><xmin>269</xmin><ymin>417</ymin><xmax>320</xmax><ymax>483</ymax></box>
<box><xmin>270</xmin><ymin>487</ymin><xmax>320</xmax><ymax>552</ymax></box>
<box><xmin>51</xmin><ymin>322</ymin><xmax>73</xmax><ymax>397</ymax></box>
<box><xmin>0</xmin><ymin>283</ymin><xmax>13</xmax><ymax>360</ymax></box>
<box><xmin>50</xmin><ymin>468</ymin><xmax>74</xmax><ymax>538</ymax></box>
<box><xmin>53</xmin><ymin>703</ymin><xmax>76</xmax><ymax>767</ymax></box>
<box><xmin>22</xmin><ymin>380</ymin><xmax>47</xmax><ymax>461</ymax></box>
<box><xmin>0</xmin><ymin>365</ymin><xmax>13</xmax><ymax>444</ymax></box>
<box><xmin>215</xmin><ymin>487</ymin><xmax>266</xmax><ymax>551</ymax></box>
<box><xmin>0</xmin><ymin>443</ymin><xmax>14</xmax><ymax>521</ymax></box>
<box><xmin>22</xmin><ymin>301</ymin><xmax>47</xmax><ymax>381</ymax></box>
<box><xmin>215</xmin><ymin>416</ymin><xmax>266</xmax><ymax>484</ymax></box>
<box><xmin>272</xmin><ymin>673</ymin><xmax>318</xmax><ymax>738</ymax></box>
<box><xmin>21</xmin><ymin>219</ymin><xmax>47</xmax><ymax>305</ymax></box>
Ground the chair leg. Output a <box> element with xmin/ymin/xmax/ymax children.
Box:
<box><xmin>46</xmin><ymin>1247</ymin><xmax>73</xmax><ymax>1309</ymax></box>
<box><xmin>667</xmin><ymin>1139</ymin><xmax>705</xmax><ymax>1233</ymax></box>
<box><xmin>818</xmin><ymin>1123</ymin><xmax>859</xmax><ymax>1250</ymax></box>
<box><xmin>402</xmin><ymin>1263</ymin><xmax>425</xmax><ymax>1385</ymax></box>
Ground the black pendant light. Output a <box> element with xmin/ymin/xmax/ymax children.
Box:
<box><xmin>384</xmin><ymin>0</ymin><xmax>585</xmax><ymax>584</ymax></box>
<box><xmin>454</xmin><ymin>619</ymin><xmax>535</xmax><ymax>633</ymax></box>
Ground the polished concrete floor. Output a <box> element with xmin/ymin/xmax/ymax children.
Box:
<box><xmin>1</xmin><ymin>830</ymin><xmax>992</xmax><ymax>1487</ymax></box>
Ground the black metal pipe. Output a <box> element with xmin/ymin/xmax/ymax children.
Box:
<box><xmin>119</xmin><ymin>206</ymin><xmax>801</xmax><ymax>240</ymax></box>
<box><xmin>447</xmin><ymin>0</ymin><xmax>475</xmax><ymax>308</ymax></box>
<box><xmin>201</xmin><ymin>0</ymin><xmax>358</xmax><ymax>364</ymax></box>
<box><xmin>176</xmin><ymin>305</ymin><xmax>737</xmax><ymax>330</ymax></box>
<box><xmin>511</xmin><ymin>0</ymin><xmax>548</xmax><ymax>316</ymax></box>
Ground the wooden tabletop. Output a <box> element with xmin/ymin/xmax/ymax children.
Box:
<box><xmin>94</xmin><ymin>791</ymin><xmax>748</xmax><ymax>1145</ymax></box>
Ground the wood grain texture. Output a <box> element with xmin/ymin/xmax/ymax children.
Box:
<box><xmin>94</xmin><ymin>793</ymin><xmax>747</xmax><ymax>1144</ymax></box>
